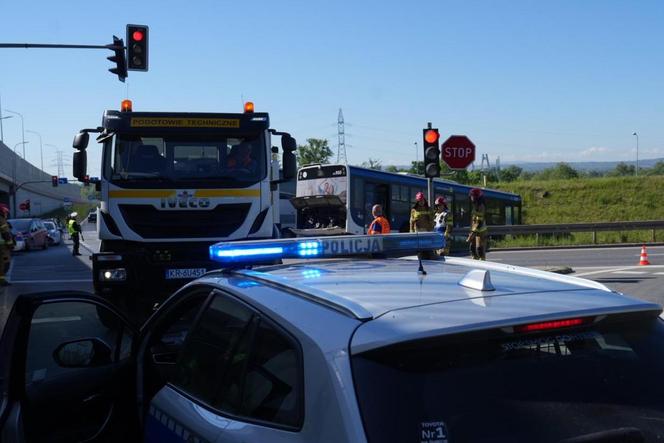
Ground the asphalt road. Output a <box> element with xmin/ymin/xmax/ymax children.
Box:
<box><xmin>489</xmin><ymin>245</ymin><xmax>664</xmax><ymax>305</ymax></box>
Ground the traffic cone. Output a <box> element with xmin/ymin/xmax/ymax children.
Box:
<box><xmin>639</xmin><ymin>245</ymin><xmax>651</xmax><ymax>266</ymax></box>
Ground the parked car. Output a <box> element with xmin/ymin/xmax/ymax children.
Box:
<box><xmin>87</xmin><ymin>211</ymin><xmax>97</xmax><ymax>223</ymax></box>
<box><xmin>43</xmin><ymin>221</ymin><xmax>62</xmax><ymax>246</ymax></box>
<box><xmin>7</xmin><ymin>221</ymin><xmax>26</xmax><ymax>252</ymax></box>
<box><xmin>8</xmin><ymin>218</ymin><xmax>49</xmax><ymax>251</ymax></box>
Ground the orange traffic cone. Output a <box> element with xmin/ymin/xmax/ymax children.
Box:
<box><xmin>639</xmin><ymin>245</ymin><xmax>651</xmax><ymax>266</ymax></box>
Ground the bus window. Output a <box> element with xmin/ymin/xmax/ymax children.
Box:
<box><xmin>514</xmin><ymin>205</ymin><xmax>521</xmax><ymax>224</ymax></box>
<box><xmin>351</xmin><ymin>177</ymin><xmax>365</xmax><ymax>226</ymax></box>
<box><xmin>486</xmin><ymin>198</ymin><xmax>504</xmax><ymax>226</ymax></box>
<box><xmin>505</xmin><ymin>206</ymin><xmax>513</xmax><ymax>225</ymax></box>
<box><xmin>455</xmin><ymin>193</ymin><xmax>470</xmax><ymax>227</ymax></box>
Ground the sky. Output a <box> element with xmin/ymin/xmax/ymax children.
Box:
<box><xmin>1</xmin><ymin>0</ymin><xmax>664</xmax><ymax>177</ymax></box>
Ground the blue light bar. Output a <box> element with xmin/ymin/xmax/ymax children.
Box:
<box><xmin>209</xmin><ymin>233</ymin><xmax>445</xmax><ymax>266</ymax></box>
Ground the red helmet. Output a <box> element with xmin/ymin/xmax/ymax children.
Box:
<box><xmin>434</xmin><ymin>196</ymin><xmax>447</xmax><ymax>206</ymax></box>
<box><xmin>0</xmin><ymin>203</ymin><xmax>9</xmax><ymax>216</ymax></box>
<box><xmin>415</xmin><ymin>192</ymin><xmax>425</xmax><ymax>202</ymax></box>
<box><xmin>469</xmin><ymin>188</ymin><xmax>483</xmax><ymax>199</ymax></box>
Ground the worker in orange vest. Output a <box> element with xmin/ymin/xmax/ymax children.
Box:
<box><xmin>368</xmin><ymin>204</ymin><xmax>391</xmax><ymax>235</ymax></box>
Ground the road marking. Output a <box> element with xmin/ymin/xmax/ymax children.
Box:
<box><xmin>654</xmin><ymin>272</ymin><xmax>664</xmax><ymax>275</ymax></box>
<box><xmin>32</xmin><ymin>316</ymin><xmax>82</xmax><ymax>324</ymax></box>
<box><xmin>9</xmin><ymin>279</ymin><xmax>91</xmax><ymax>283</ymax></box>
<box><xmin>574</xmin><ymin>265</ymin><xmax>664</xmax><ymax>277</ymax></box>
<box><xmin>611</xmin><ymin>271</ymin><xmax>647</xmax><ymax>275</ymax></box>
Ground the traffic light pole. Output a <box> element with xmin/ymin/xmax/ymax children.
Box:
<box><xmin>426</xmin><ymin>122</ymin><xmax>434</xmax><ymax>204</ymax></box>
<box><xmin>0</xmin><ymin>43</ymin><xmax>121</xmax><ymax>49</ymax></box>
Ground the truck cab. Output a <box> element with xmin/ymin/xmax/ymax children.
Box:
<box><xmin>72</xmin><ymin>100</ymin><xmax>296</xmax><ymax>315</ymax></box>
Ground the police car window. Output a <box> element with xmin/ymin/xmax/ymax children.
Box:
<box><xmin>352</xmin><ymin>317</ymin><xmax>664</xmax><ymax>443</ymax></box>
<box><xmin>172</xmin><ymin>294</ymin><xmax>254</xmax><ymax>409</ymax></box>
<box><xmin>172</xmin><ymin>293</ymin><xmax>302</xmax><ymax>429</ymax></box>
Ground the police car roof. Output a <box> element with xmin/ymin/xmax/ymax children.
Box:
<box><xmin>201</xmin><ymin>257</ymin><xmax>661</xmax><ymax>354</ymax></box>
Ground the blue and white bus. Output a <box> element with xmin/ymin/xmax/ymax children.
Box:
<box><xmin>291</xmin><ymin>164</ymin><xmax>522</xmax><ymax>238</ymax></box>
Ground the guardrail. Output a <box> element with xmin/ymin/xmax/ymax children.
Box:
<box><xmin>452</xmin><ymin>220</ymin><xmax>664</xmax><ymax>244</ymax></box>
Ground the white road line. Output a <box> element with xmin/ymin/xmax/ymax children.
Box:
<box><xmin>574</xmin><ymin>265</ymin><xmax>664</xmax><ymax>277</ymax></box>
<box><xmin>9</xmin><ymin>279</ymin><xmax>91</xmax><ymax>284</ymax></box>
<box><xmin>32</xmin><ymin>316</ymin><xmax>82</xmax><ymax>324</ymax></box>
<box><xmin>611</xmin><ymin>271</ymin><xmax>647</xmax><ymax>275</ymax></box>
<box><xmin>654</xmin><ymin>272</ymin><xmax>664</xmax><ymax>275</ymax></box>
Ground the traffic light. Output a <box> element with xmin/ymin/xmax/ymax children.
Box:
<box><xmin>83</xmin><ymin>175</ymin><xmax>90</xmax><ymax>187</ymax></box>
<box><xmin>127</xmin><ymin>24</ymin><xmax>149</xmax><ymax>71</ymax></box>
<box><xmin>422</xmin><ymin>128</ymin><xmax>441</xmax><ymax>178</ymax></box>
<box><xmin>51</xmin><ymin>176</ymin><xmax>59</xmax><ymax>187</ymax></box>
<box><xmin>107</xmin><ymin>36</ymin><xmax>127</xmax><ymax>82</ymax></box>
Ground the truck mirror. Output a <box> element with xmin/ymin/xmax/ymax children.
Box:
<box><xmin>282</xmin><ymin>135</ymin><xmax>296</xmax><ymax>153</ymax></box>
<box><xmin>282</xmin><ymin>150</ymin><xmax>296</xmax><ymax>180</ymax></box>
<box><xmin>73</xmin><ymin>132</ymin><xmax>89</xmax><ymax>150</ymax></box>
<box><xmin>73</xmin><ymin>151</ymin><xmax>87</xmax><ymax>180</ymax></box>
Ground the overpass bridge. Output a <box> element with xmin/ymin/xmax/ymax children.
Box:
<box><xmin>0</xmin><ymin>141</ymin><xmax>85</xmax><ymax>218</ymax></box>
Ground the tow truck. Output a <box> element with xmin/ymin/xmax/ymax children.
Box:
<box><xmin>71</xmin><ymin>100</ymin><xmax>296</xmax><ymax>313</ymax></box>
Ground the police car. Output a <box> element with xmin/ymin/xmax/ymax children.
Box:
<box><xmin>1</xmin><ymin>233</ymin><xmax>664</xmax><ymax>442</ymax></box>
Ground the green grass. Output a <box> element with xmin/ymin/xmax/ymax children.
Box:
<box><xmin>38</xmin><ymin>203</ymin><xmax>95</xmax><ymax>222</ymax></box>
<box><xmin>490</xmin><ymin>176</ymin><xmax>664</xmax><ymax>247</ymax></box>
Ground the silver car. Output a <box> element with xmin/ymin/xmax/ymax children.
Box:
<box><xmin>43</xmin><ymin>220</ymin><xmax>62</xmax><ymax>245</ymax></box>
<box><xmin>2</xmin><ymin>234</ymin><xmax>664</xmax><ymax>442</ymax></box>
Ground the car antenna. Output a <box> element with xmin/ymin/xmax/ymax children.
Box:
<box><xmin>417</xmin><ymin>253</ymin><xmax>427</xmax><ymax>275</ymax></box>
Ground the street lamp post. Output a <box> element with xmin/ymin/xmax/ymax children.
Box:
<box><xmin>632</xmin><ymin>132</ymin><xmax>639</xmax><ymax>177</ymax></box>
<box><xmin>0</xmin><ymin>115</ymin><xmax>12</xmax><ymax>143</ymax></box>
<box><xmin>26</xmin><ymin>129</ymin><xmax>44</xmax><ymax>171</ymax></box>
<box><xmin>4</xmin><ymin>109</ymin><xmax>25</xmax><ymax>158</ymax></box>
<box><xmin>11</xmin><ymin>141</ymin><xmax>29</xmax><ymax>217</ymax></box>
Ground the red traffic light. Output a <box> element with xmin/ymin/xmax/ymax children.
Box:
<box><xmin>424</xmin><ymin>129</ymin><xmax>439</xmax><ymax>144</ymax></box>
<box><xmin>132</xmin><ymin>30</ymin><xmax>144</xmax><ymax>41</ymax></box>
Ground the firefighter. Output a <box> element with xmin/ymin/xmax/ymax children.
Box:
<box><xmin>68</xmin><ymin>212</ymin><xmax>84</xmax><ymax>256</ymax></box>
<box><xmin>409</xmin><ymin>192</ymin><xmax>433</xmax><ymax>233</ymax></box>
<box><xmin>434</xmin><ymin>196</ymin><xmax>453</xmax><ymax>256</ymax></box>
<box><xmin>0</xmin><ymin>203</ymin><xmax>14</xmax><ymax>286</ymax></box>
<box><xmin>467</xmin><ymin>188</ymin><xmax>488</xmax><ymax>260</ymax></box>
<box><xmin>368</xmin><ymin>204</ymin><xmax>391</xmax><ymax>235</ymax></box>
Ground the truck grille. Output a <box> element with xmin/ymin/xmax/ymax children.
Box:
<box><xmin>119</xmin><ymin>204</ymin><xmax>251</xmax><ymax>238</ymax></box>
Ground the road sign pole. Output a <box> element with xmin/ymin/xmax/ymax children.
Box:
<box><xmin>427</xmin><ymin>177</ymin><xmax>434</xmax><ymax>207</ymax></box>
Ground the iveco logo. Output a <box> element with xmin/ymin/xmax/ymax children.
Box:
<box><xmin>160</xmin><ymin>190</ymin><xmax>211</xmax><ymax>209</ymax></box>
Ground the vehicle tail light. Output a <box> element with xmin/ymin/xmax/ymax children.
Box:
<box><xmin>514</xmin><ymin>317</ymin><xmax>590</xmax><ymax>333</ymax></box>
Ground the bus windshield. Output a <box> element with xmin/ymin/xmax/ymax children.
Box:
<box><xmin>107</xmin><ymin>133</ymin><xmax>266</xmax><ymax>187</ymax></box>
<box><xmin>296</xmin><ymin>165</ymin><xmax>348</xmax><ymax>202</ymax></box>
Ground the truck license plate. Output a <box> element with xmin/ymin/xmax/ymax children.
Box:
<box><xmin>165</xmin><ymin>268</ymin><xmax>207</xmax><ymax>279</ymax></box>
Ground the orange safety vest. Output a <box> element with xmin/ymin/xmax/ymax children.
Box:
<box><xmin>368</xmin><ymin>216</ymin><xmax>391</xmax><ymax>235</ymax></box>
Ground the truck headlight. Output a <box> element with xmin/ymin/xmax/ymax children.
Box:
<box><xmin>100</xmin><ymin>268</ymin><xmax>127</xmax><ymax>281</ymax></box>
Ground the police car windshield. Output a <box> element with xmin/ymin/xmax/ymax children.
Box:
<box><xmin>352</xmin><ymin>316</ymin><xmax>664</xmax><ymax>442</ymax></box>
<box><xmin>109</xmin><ymin>134</ymin><xmax>266</xmax><ymax>187</ymax></box>
<box><xmin>8</xmin><ymin>219</ymin><xmax>31</xmax><ymax>232</ymax></box>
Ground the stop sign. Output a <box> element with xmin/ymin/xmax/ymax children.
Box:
<box><xmin>442</xmin><ymin>135</ymin><xmax>476</xmax><ymax>170</ymax></box>
<box><xmin>19</xmin><ymin>202</ymin><xmax>28</xmax><ymax>211</ymax></box>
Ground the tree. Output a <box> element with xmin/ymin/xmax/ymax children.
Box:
<box><xmin>361</xmin><ymin>158</ymin><xmax>382</xmax><ymax>170</ymax></box>
<box><xmin>608</xmin><ymin>162</ymin><xmax>635</xmax><ymax>177</ymax></box>
<box><xmin>534</xmin><ymin>163</ymin><xmax>579</xmax><ymax>180</ymax></box>
<box><xmin>646</xmin><ymin>161</ymin><xmax>664</xmax><ymax>176</ymax></box>
<box><xmin>297</xmin><ymin>138</ymin><xmax>333</xmax><ymax>166</ymax></box>
<box><xmin>384</xmin><ymin>165</ymin><xmax>399</xmax><ymax>173</ymax></box>
<box><xmin>499</xmin><ymin>165</ymin><xmax>523</xmax><ymax>182</ymax></box>
<box><xmin>408</xmin><ymin>161</ymin><xmax>424</xmax><ymax>175</ymax></box>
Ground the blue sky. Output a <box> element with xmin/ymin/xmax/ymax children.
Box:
<box><xmin>1</xmin><ymin>0</ymin><xmax>663</xmax><ymax>177</ymax></box>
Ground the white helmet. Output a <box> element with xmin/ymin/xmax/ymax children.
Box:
<box><xmin>70</xmin><ymin>212</ymin><xmax>78</xmax><ymax>218</ymax></box>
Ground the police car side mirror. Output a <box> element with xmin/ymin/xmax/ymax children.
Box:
<box><xmin>53</xmin><ymin>338</ymin><xmax>112</xmax><ymax>368</ymax></box>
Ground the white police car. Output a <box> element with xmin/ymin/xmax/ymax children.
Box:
<box><xmin>2</xmin><ymin>233</ymin><xmax>664</xmax><ymax>442</ymax></box>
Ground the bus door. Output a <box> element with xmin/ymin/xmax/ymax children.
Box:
<box><xmin>364</xmin><ymin>182</ymin><xmax>389</xmax><ymax>232</ymax></box>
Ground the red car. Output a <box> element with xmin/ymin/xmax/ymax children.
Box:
<box><xmin>8</xmin><ymin>218</ymin><xmax>49</xmax><ymax>251</ymax></box>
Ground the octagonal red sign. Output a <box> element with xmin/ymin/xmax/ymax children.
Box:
<box><xmin>442</xmin><ymin>135</ymin><xmax>475</xmax><ymax>170</ymax></box>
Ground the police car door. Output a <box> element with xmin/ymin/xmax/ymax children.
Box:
<box><xmin>0</xmin><ymin>291</ymin><xmax>136</xmax><ymax>442</ymax></box>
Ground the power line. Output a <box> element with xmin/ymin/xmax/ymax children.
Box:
<box><xmin>337</xmin><ymin>108</ymin><xmax>347</xmax><ymax>164</ymax></box>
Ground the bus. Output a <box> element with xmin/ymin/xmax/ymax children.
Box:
<box><xmin>291</xmin><ymin>164</ymin><xmax>521</xmax><ymax>244</ymax></box>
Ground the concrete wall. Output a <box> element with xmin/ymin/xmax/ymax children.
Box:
<box><xmin>0</xmin><ymin>141</ymin><xmax>85</xmax><ymax>218</ymax></box>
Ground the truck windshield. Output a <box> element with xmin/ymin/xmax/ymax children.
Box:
<box><xmin>108</xmin><ymin>134</ymin><xmax>266</xmax><ymax>187</ymax></box>
<box><xmin>352</xmin><ymin>316</ymin><xmax>664</xmax><ymax>443</ymax></box>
